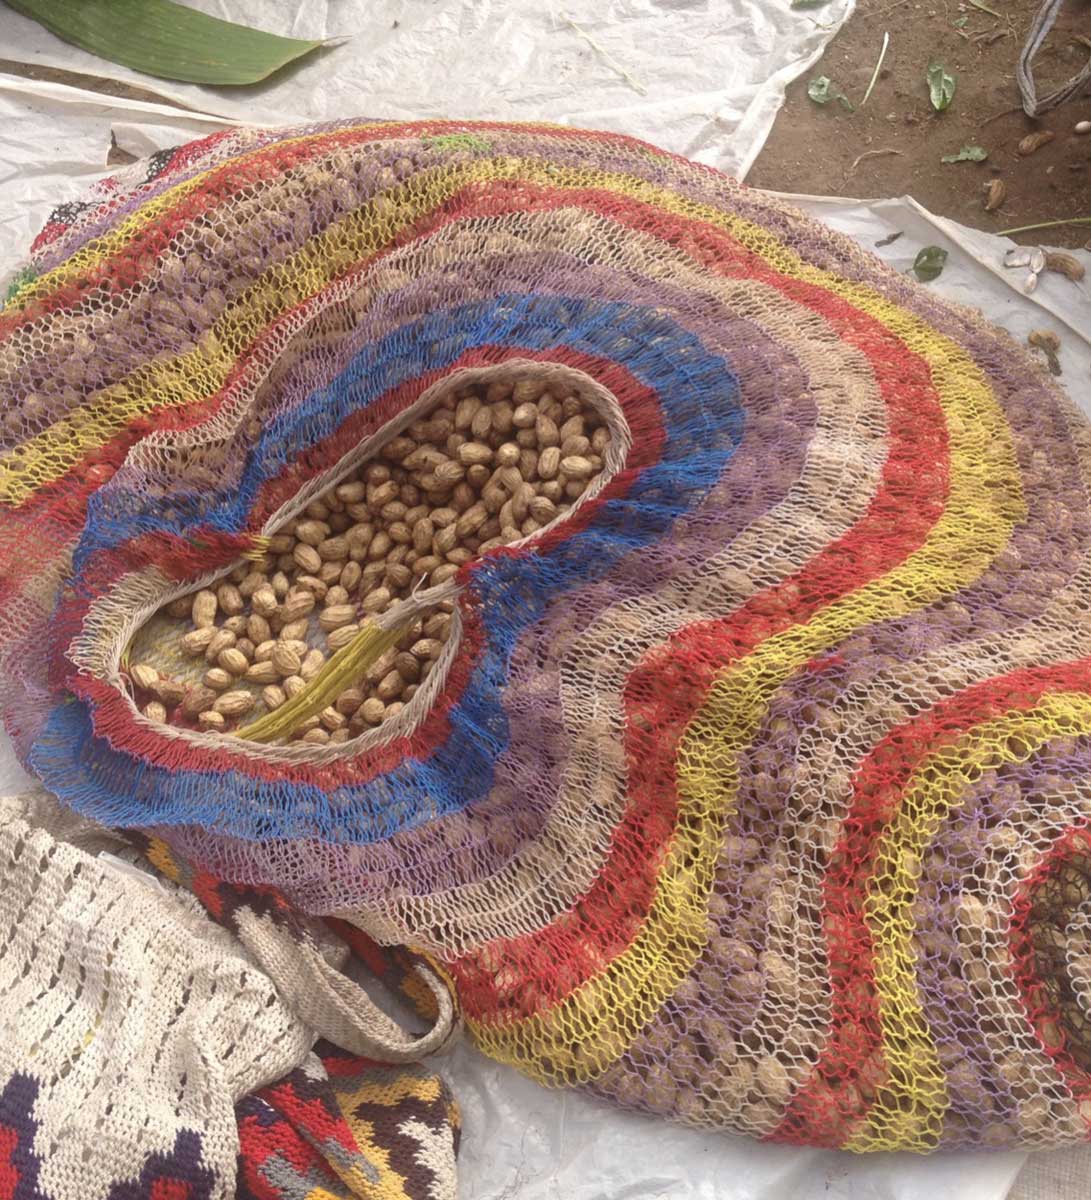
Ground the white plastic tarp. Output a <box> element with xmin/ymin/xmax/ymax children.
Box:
<box><xmin>0</xmin><ymin>0</ymin><xmax>855</xmax><ymax>279</ymax></box>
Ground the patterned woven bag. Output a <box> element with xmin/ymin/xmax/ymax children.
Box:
<box><xmin>3</xmin><ymin>118</ymin><xmax>1091</xmax><ymax>1154</ymax></box>
<box><xmin>236</xmin><ymin>1042</ymin><xmax>460</xmax><ymax>1200</ymax></box>
<box><xmin>0</xmin><ymin>788</ymin><xmax>314</xmax><ymax>1200</ymax></box>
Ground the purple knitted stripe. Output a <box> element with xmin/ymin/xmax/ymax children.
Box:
<box><xmin>163</xmin><ymin>251</ymin><xmax>822</xmax><ymax>907</ymax></box>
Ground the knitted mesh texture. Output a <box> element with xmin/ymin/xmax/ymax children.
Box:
<box><xmin>0</xmin><ymin>790</ymin><xmax>312</xmax><ymax>1200</ymax></box>
<box><xmin>2</xmin><ymin>119</ymin><xmax>1091</xmax><ymax>1151</ymax></box>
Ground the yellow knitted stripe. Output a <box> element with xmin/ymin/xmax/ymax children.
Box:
<box><xmin>467</xmin><ymin>269</ymin><xmax>1022</xmax><ymax>1082</ymax></box>
<box><xmin>845</xmin><ymin>691</ymin><xmax>1091</xmax><ymax>1152</ymax></box>
<box><xmin>8</xmin><ymin>121</ymin><xmax>390</xmax><ymax>310</ymax></box>
<box><xmin>0</xmin><ymin>157</ymin><xmax>1003</xmax><ymax>504</ymax></box>
<box><xmin>143</xmin><ymin>835</ymin><xmax>182</xmax><ymax>883</ymax></box>
<box><xmin>334</xmin><ymin>1069</ymin><xmax>443</xmax><ymax>1111</ymax></box>
<box><xmin>7</xmin><ymin>121</ymin><xmax>590</xmax><ymax>313</ymax></box>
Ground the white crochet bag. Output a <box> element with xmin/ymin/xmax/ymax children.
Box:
<box><xmin>0</xmin><ymin>788</ymin><xmax>314</xmax><ymax>1200</ymax></box>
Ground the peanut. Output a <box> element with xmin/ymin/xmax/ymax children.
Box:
<box><xmin>327</xmin><ymin>623</ymin><xmax>361</xmax><ymax>650</ymax></box>
<box><xmin>191</xmin><ymin>590</ymin><xmax>218</xmax><ymax>628</ymax></box>
<box><xmin>272</xmin><ymin>643</ymin><xmax>302</xmax><ymax>676</ymax></box>
<box><xmin>204</xmin><ymin>628</ymin><xmax>236</xmax><ymax>664</ymax></box>
<box><xmin>293</xmin><ymin>543</ymin><xmax>322</xmax><ymax>574</ymax></box>
<box><xmin>152</xmin><ymin>678</ymin><xmax>186</xmax><ymax>707</ymax></box>
<box><xmin>139</xmin><ymin>374</ymin><xmax>610</xmax><ymax>737</ymax></box>
<box><xmin>218</xmin><ymin>648</ymin><xmax>249</xmax><ymax>675</ymax></box>
<box><xmin>247</xmin><ymin>613</ymin><xmax>272</xmax><ymax>643</ymax></box>
<box><xmin>130</xmin><ymin>663</ymin><xmax>159</xmax><ymax>692</ymax></box>
<box><xmin>214</xmin><ymin>690</ymin><xmax>256</xmax><ymax>717</ymax></box>
<box><xmin>301</xmin><ymin>648</ymin><xmax>326</xmax><ymax>680</ymax></box>
<box><xmin>251</xmin><ymin>587</ymin><xmax>278</xmax><ymax>617</ymax></box>
<box><xmin>281</xmin><ymin>591</ymin><xmax>316</xmax><ymax>621</ymax></box>
<box><xmin>319</xmin><ymin>604</ymin><xmax>357</xmax><ymax>631</ymax></box>
<box><xmin>181</xmin><ymin>685</ymin><xmax>217</xmax><ymax>717</ymax></box>
<box><xmin>294</xmin><ymin>519</ymin><xmax>328</xmax><ymax>546</ymax></box>
<box><xmin>245</xmin><ymin>661</ymin><xmax>279</xmax><ymax>684</ymax></box>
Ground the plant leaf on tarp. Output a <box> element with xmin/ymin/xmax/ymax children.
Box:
<box><xmin>912</xmin><ymin>245</ymin><xmax>949</xmax><ymax>281</ymax></box>
<box><xmin>3</xmin><ymin>0</ymin><xmax>331</xmax><ymax>85</ymax></box>
<box><xmin>941</xmin><ymin>143</ymin><xmax>988</xmax><ymax>162</ymax></box>
<box><xmin>791</xmin><ymin>0</ymin><xmax>832</xmax><ymax>9</ymax></box>
<box><xmin>927</xmin><ymin>59</ymin><xmax>957</xmax><ymax>110</ymax></box>
<box><xmin>807</xmin><ymin>75</ymin><xmax>854</xmax><ymax>110</ymax></box>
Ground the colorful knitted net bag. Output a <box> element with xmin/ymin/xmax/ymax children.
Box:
<box><xmin>3</xmin><ymin>118</ymin><xmax>1091</xmax><ymax>1154</ymax></box>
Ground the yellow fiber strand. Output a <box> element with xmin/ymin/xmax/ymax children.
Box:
<box><xmin>238</xmin><ymin>620</ymin><xmax>402</xmax><ymax>743</ymax></box>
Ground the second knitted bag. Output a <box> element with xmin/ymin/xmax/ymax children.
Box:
<box><xmin>236</xmin><ymin>1042</ymin><xmax>460</xmax><ymax>1200</ymax></box>
<box><xmin>0</xmin><ymin>789</ymin><xmax>461</xmax><ymax>1200</ymax></box>
<box><xmin>0</xmin><ymin>789</ymin><xmax>312</xmax><ymax>1200</ymax></box>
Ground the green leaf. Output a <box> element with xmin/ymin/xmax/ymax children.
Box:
<box><xmin>791</xmin><ymin>0</ymin><xmax>832</xmax><ymax>8</ymax></box>
<box><xmin>807</xmin><ymin>75</ymin><xmax>854</xmax><ymax>111</ymax></box>
<box><xmin>952</xmin><ymin>14</ymin><xmax>969</xmax><ymax>26</ymax></box>
<box><xmin>3</xmin><ymin>266</ymin><xmax>36</xmax><ymax>306</ymax></box>
<box><xmin>4</xmin><ymin>0</ymin><xmax>330</xmax><ymax>85</ymax></box>
<box><xmin>927</xmin><ymin>60</ymin><xmax>957</xmax><ymax>110</ymax></box>
<box><xmin>912</xmin><ymin>245</ymin><xmax>949</xmax><ymax>281</ymax></box>
<box><xmin>423</xmin><ymin>133</ymin><xmax>493</xmax><ymax>154</ymax></box>
<box><xmin>941</xmin><ymin>143</ymin><xmax>988</xmax><ymax>163</ymax></box>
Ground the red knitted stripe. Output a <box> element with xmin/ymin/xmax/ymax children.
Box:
<box><xmin>450</xmin><ymin>201</ymin><xmax>950</xmax><ymax>1023</ymax></box>
<box><xmin>2</xmin><ymin>120</ymin><xmax>676</xmax><ymax>333</ymax></box>
<box><xmin>70</xmin><ymin>602</ymin><xmax>486</xmax><ymax>792</ymax></box>
<box><xmin>773</xmin><ymin>660</ymin><xmax>1091</xmax><ymax>1148</ymax></box>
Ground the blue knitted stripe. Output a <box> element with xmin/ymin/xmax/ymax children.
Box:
<box><xmin>35</xmin><ymin>292</ymin><xmax>741</xmax><ymax>844</ymax></box>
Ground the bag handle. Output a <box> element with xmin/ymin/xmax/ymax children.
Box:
<box><xmin>135</xmin><ymin>834</ymin><xmax>459</xmax><ymax>1062</ymax></box>
<box><xmin>233</xmin><ymin>906</ymin><xmax>459</xmax><ymax>1062</ymax></box>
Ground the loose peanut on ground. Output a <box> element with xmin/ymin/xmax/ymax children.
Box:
<box><xmin>126</xmin><ymin>375</ymin><xmax>612</xmax><ymax>740</ymax></box>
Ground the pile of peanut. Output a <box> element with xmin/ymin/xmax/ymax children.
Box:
<box><xmin>127</xmin><ymin>376</ymin><xmax>612</xmax><ymax>744</ymax></box>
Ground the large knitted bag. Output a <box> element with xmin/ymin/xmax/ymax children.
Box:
<box><xmin>1</xmin><ymin>118</ymin><xmax>1090</xmax><ymax>1153</ymax></box>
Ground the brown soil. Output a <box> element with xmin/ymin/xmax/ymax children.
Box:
<box><xmin>749</xmin><ymin>0</ymin><xmax>1091</xmax><ymax>249</ymax></box>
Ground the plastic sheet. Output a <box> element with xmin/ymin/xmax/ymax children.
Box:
<box><xmin>448</xmin><ymin>1039</ymin><xmax>1025</xmax><ymax>1200</ymax></box>
<box><xmin>0</xmin><ymin>0</ymin><xmax>854</xmax><ymax>279</ymax></box>
<box><xmin>782</xmin><ymin>192</ymin><xmax>1090</xmax><ymax>387</ymax></box>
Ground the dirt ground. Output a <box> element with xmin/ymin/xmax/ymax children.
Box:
<box><xmin>749</xmin><ymin>0</ymin><xmax>1091</xmax><ymax>249</ymax></box>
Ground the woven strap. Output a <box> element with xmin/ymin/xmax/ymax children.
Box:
<box><xmin>1016</xmin><ymin>0</ymin><xmax>1091</xmax><ymax>116</ymax></box>
<box><xmin>233</xmin><ymin>906</ymin><xmax>458</xmax><ymax>1062</ymax></box>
